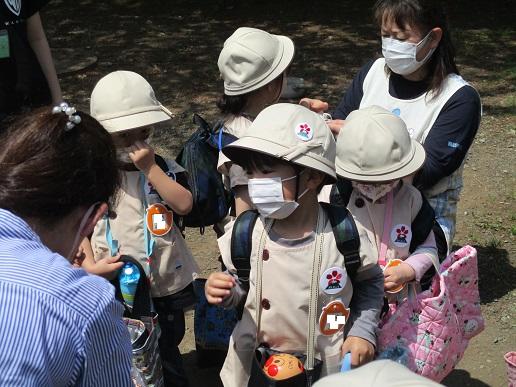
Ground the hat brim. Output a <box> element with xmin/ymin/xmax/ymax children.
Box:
<box><xmin>224</xmin><ymin>35</ymin><xmax>295</xmax><ymax>96</ymax></box>
<box><xmin>99</xmin><ymin>108</ymin><xmax>171</xmax><ymax>133</ymax></box>
<box><xmin>336</xmin><ymin>141</ymin><xmax>426</xmax><ymax>182</ymax></box>
<box><xmin>223</xmin><ymin>136</ymin><xmax>336</xmax><ymax>184</ymax></box>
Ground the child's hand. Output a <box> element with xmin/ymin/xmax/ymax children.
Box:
<box><xmin>384</xmin><ymin>262</ymin><xmax>415</xmax><ymax>291</ymax></box>
<box><xmin>89</xmin><ymin>255</ymin><xmax>124</xmax><ymax>280</ymax></box>
<box><xmin>205</xmin><ymin>272</ymin><xmax>235</xmax><ymax>304</ymax></box>
<box><xmin>299</xmin><ymin>98</ymin><xmax>328</xmax><ymax>113</ymax></box>
<box><xmin>129</xmin><ymin>140</ymin><xmax>155</xmax><ymax>174</ymax></box>
<box><xmin>341</xmin><ymin>336</ymin><xmax>375</xmax><ymax>367</ymax></box>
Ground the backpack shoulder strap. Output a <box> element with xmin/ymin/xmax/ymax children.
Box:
<box><xmin>409</xmin><ymin>193</ymin><xmax>436</xmax><ymax>253</ymax></box>
<box><xmin>330</xmin><ymin>178</ymin><xmax>353</xmax><ymax>207</ymax></box>
<box><xmin>230</xmin><ymin>209</ymin><xmax>259</xmax><ymax>319</ymax></box>
<box><xmin>154</xmin><ymin>154</ymin><xmax>169</xmax><ymax>173</ymax></box>
<box><xmin>320</xmin><ymin>202</ymin><xmax>361</xmax><ymax>282</ymax></box>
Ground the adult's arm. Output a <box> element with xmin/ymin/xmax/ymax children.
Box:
<box><xmin>332</xmin><ymin>60</ymin><xmax>375</xmax><ymax>119</ymax></box>
<box><xmin>414</xmin><ymin>86</ymin><xmax>481</xmax><ymax>190</ymax></box>
<box><xmin>26</xmin><ymin>12</ymin><xmax>62</xmax><ymax>104</ymax></box>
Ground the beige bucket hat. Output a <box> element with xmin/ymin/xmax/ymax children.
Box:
<box><xmin>223</xmin><ymin>103</ymin><xmax>336</xmax><ymax>182</ymax></box>
<box><xmin>335</xmin><ymin>106</ymin><xmax>426</xmax><ymax>182</ymax></box>
<box><xmin>313</xmin><ymin>360</ymin><xmax>443</xmax><ymax>387</ymax></box>
<box><xmin>90</xmin><ymin>71</ymin><xmax>172</xmax><ymax>133</ymax></box>
<box><xmin>218</xmin><ymin>27</ymin><xmax>295</xmax><ymax>96</ymax></box>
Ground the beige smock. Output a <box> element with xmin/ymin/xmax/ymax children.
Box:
<box><xmin>91</xmin><ymin>161</ymin><xmax>199</xmax><ymax>298</ymax></box>
<box><xmin>217</xmin><ymin>205</ymin><xmax>375</xmax><ymax>387</ymax></box>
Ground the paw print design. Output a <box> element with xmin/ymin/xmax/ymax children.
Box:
<box><xmin>415</xmin><ymin>359</ymin><xmax>426</xmax><ymax>372</ymax></box>
<box><xmin>458</xmin><ymin>276</ymin><xmax>471</xmax><ymax>286</ymax></box>
<box><xmin>326</xmin><ymin>270</ymin><xmax>343</xmax><ymax>290</ymax></box>
<box><xmin>395</xmin><ymin>226</ymin><xmax>409</xmax><ymax>244</ymax></box>
<box><xmin>464</xmin><ymin>319</ymin><xmax>479</xmax><ymax>334</ymax></box>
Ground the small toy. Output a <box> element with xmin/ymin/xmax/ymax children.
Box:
<box><xmin>263</xmin><ymin>353</ymin><xmax>304</xmax><ymax>380</ymax></box>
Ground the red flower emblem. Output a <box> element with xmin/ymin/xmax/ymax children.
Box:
<box><xmin>326</xmin><ymin>270</ymin><xmax>342</xmax><ymax>286</ymax></box>
<box><xmin>396</xmin><ymin>226</ymin><xmax>409</xmax><ymax>236</ymax></box>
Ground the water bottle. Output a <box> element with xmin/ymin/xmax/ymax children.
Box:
<box><xmin>119</xmin><ymin>262</ymin><xmax>140</xmax><ymax>309</ymax></box>
<box><xmin>340</xmin><ymin>352</ymin><xmax>352</xmax><ymax>372</ymax></box>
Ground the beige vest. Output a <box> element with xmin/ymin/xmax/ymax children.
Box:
<box><xmin>218</xmin><ymin>206</ymin><xmax>369</xmax><ymax>387</ymax></box>
<box><xmin>91</xmin><ymin>162</ymin><xmax>199</xmax><ymax>298</ymax></box>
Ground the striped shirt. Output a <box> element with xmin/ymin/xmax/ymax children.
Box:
<box><xmin>0</xmin><ymin>209</ymin><xmax>132</xmax><ymax>386</ymax></box>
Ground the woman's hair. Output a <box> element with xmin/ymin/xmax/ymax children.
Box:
<box><xmin>0</xmin><ymin>106</ymin><xmax>120</xmax><ymax>224</ymax></box>
<box><xmin>374</xmin><ymin>0</ymin><xmax>459</xmax><ymax>95</ymax></box>
<box><xmin>217</xmin><ymin>72</ymin><xmax>286</xmax><ymax>116</ymax></box>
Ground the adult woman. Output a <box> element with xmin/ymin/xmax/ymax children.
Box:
<box><xmin>0</xmin><ymin>105</ymin><xmax>132</xmax><ymax>385</ymax></box>
<box><xmin>303</xmin><ymin>0</ymin><xmax>481</xmax><ymax>253</ymax></box>
<box><xmin>0</xmin><ymin>0</ymin><xmax>62</xmax><ymax>124</ymax></box>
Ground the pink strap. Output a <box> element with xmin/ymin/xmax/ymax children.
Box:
<box><xmin>378</xmin><ymin>190</ymin><xmax>393</xmax><ymax>267</ymax></box>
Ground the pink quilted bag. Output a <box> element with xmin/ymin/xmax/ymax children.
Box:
<box><xmin>377</xmin><ymin>245</ymin><xmax>485</xmax><ymax>382</ymax></box>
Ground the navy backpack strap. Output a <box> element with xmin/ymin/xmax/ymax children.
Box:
<box><xmin>154</xmin><ymin>154</ymin><xmax>169</xmax><ymax>174</ymax></box>
<box><xmin>409</xmin><ymin>194</ymin><xmax>436</xmax><ymax>253</ymax></box>
<box><xmin>321</xmin><ymin>203</ymin><xmax>361</xmax><ymax>282</ymax></box>
<box><xmin>230</xmin><ymin>210</ymin><xmax>259</xmax><ymax>319</ymax></box>
<box><xmin>329</xmin><ymin>178</ymin><xmax>353</xmax><ymax>207</ymax></box>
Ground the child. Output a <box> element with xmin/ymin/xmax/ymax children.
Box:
<box><xmin>205</xmin><ymin>103</ymin><xmax>385</xmax><ymax>386</ymax></box>
<box><xmin>334</xmin><ymin>106</ymin><xmax>439</xmax><ymax>298</ymax></box>
<box><xmin>216</xmin><ymin>27</ymin><xmax>294</xmax><ymax>218</ymax></box>
<box><xmin>84</xmin><ymin>71</ymin><xmax>199</xmax><ymax>387</ymax></box>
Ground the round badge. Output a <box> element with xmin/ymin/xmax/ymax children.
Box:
<box><xmin>320</xmin><ymin>267</ymin><xmax>346</xmax><ymax>295</ymax></box>
<box><xmin>319</xmin><ymin>300</ymin><xmax>350</xmax><ymax>336</ymax></box>
<box><xmin>383</xmin><ymin>259</ymin><xmax>405</xmax><ymax>293</ymax></box>
<box><xmin>294</xmin><ymin>122</ymin><xmax>313</xmax><ymax>141</ymax></box>
<box><xmin>391</xmin><ymin>224</ymin><xmax>412</xmax><ymax>247</ymax></box>
<box><xmin>146</xmin><ymin>203</ymin><xmax>173</xmax><ymax>237</ymax></box>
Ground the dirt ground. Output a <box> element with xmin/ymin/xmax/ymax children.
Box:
<box><xmin>44</xmin><ymin>0</ymin><xmax>515</xmax><ymax>385</ymax></box>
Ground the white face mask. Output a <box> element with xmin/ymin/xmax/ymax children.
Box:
<box><xmin>382</xmin><ymin>31</ymin><xmax>435</xmax><ymax>75</ymax></box>
<box><xmin>352</xmin><ymin>180</ymin><xmax>399</xmax><ymax>203</ymax></box>
<box><xmin>67</xmin><ymin>202</ymin><xmax>99</xmax><ymax>261</ymax></box>
<box><xmin>248</xmin><ymin>174</ymin><xmax>308</xmax><ymax>220</ymax></box>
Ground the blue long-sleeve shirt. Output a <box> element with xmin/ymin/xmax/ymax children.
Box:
<box><xmin>0</xmin><ymin>209</ymin><xmax>132</xmax><ymax>386</ymax></box>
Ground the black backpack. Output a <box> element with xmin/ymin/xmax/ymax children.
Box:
<box><xmin>231</xmin><ymin>204</ymin><xmax>361</xmax><ymax>319</ymax></box>
<box><xmin>175</xmin><ymin>114</ymin><xmax>237</xmax><ymax>233</ymax></box>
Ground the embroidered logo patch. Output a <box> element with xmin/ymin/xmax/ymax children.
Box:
<box><xmin>4</xmin><ymin>0</ymin><xmax>21</xmax><ymax>16</ymax></box>
<box><xmin>294</xmin><ymin>122</ymin><xmax>313</xmax><ymax>141</ymax></box>
<box><xmin>391</xmin><ymin>224</ymin><xmax>412</xmax><ymax>247</ymax></box>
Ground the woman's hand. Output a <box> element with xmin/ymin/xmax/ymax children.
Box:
<box><xmin>205</xmin><ymin>272</ymin><xmax>235</xmax><ymax>304</ymax></box>
<box><xmin>299</xmin><ymin>98</ymin><xmax>329</xmax><ymax>113</ymax></box>
<box><xmin>327</xmin><ymin>119</ymin><xmax>346</xmax><ymax>136</ymax></box>
<box><xmin>384</xmin><ymin>262</ymin><xmax>416</xmax><ymax>291</ymax></box>
<box><xmin>341</xmin><ymin>336</ymin><xmax>375</xmax><ymax>367</ymax></box>
<box><xmin>129</xmin><ymin>140</ymin><xmax>155</xmax><ymax>174</ymax></box>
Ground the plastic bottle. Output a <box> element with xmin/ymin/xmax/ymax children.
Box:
<box><xmin>119</xmin><ymin>262</ymin><xmax>140</xmax><ymax>309</ymax></box>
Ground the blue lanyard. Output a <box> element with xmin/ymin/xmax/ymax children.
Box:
<box><xmin>104</xmin><ymin>173</ymin><xmax>155</xmax><ymax>258</ymax></box>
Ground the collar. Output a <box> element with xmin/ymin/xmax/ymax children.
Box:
<box><xmin>0</xmin><ymin>208</ymin><xmax>43</xmax><ymax>244</ymax></box>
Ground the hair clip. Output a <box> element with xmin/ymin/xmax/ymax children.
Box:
<box><xmin>52</xmin><ymin>102</ymin><xmax>82</xmax><ymax>131</ymax></box>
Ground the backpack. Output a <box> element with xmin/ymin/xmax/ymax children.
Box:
<box><xmin>231</xmin><ymin>204</ymin><xmax>361</xmax><ymax>319</ymax></box>
<box><xmin>175</xmin><ymin>114</ymin><xmax>237</xmax><ymax>233</ymax></box>
<box><xmin>330</xmin><ymin>179</ymin><xmax>443</xmax><ymax>289</ymax></box>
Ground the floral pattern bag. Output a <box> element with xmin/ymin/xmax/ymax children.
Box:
<box><xmin>377</xmin><ymin>245</ymin><xmax>484</xmax><ymax>382</ymax></box>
